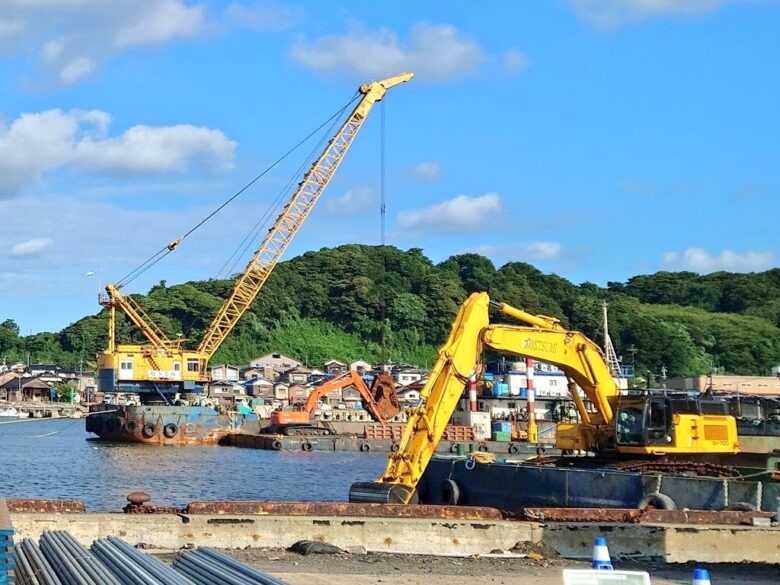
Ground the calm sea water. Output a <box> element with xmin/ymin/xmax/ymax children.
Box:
<box><xmin>0</xmin><ymin>418</ymin><xmax>388</xmax><ymax>511</ymax></box>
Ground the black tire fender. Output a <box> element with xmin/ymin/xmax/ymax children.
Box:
<box><xmin>359</xmin><ymin>442</ymin><xmax>371</xmax><ymax>452</ymax></box>
<box><xmin>124</xmin><ymin>420</ymin><xmax>138</xmax><ymax>435</ymax></box>
<box><xmin>440</xmin><ymin>479</ymin><xmax>461</xmax><ymax>506</ymax></box>
<box><xmin>302</xmin><ymin>441</ymin><xmax>313</xmax><ymax>452</ymax></box>
<box><xmin>390</xmin><ymin>441</ymin><xmax>400</xmax><ymax>453</ymax></box>
<box><xmin>163</xmin><ymin>423</ymin><xmax>178</xmax><ymax>438</ymax></box>
<box><xmin>271</xmin><ymin>439</ymin><xmax>283</xmax><ymax>451</ymax></box>
<box><xmin>449</xmin><ymin>443</ymin><xmax>459</xmax><ymax>453</ymax></box>
<box><xmin>141</xmin><ymin>423</ymin><xmax>158</xmax><ymax>439</ymax></box>
<box><xmin>477</xmin><ymin>443</ymin><xmax>489</xmax><ymax>452</ymax></box>
<box><xmin>508</xmin><ymin>443</ymin><xmax>519</xmax><ymax>455</ymax></box>
<box><xmin>536</xmin><ymin>445</ymin><xmax>546</xmax><ymax>456</ymax></box>
<box><xmin>638</xmin><ymin>492</ymin><xmax>676</xmax><ymax>511</ymax></box>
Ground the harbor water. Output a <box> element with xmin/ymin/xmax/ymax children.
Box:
<box><xmin>0</xmin><ymin>418</ymin><xmax>387</xmax><ymax>511</ymax></box>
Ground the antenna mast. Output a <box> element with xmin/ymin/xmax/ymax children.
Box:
<box><xmin>602</xmin><ymin>300</ymin><xmax>622</xmax><ymax>377</ymax></box>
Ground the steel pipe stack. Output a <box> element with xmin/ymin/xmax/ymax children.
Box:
<box><xmin>14</xmin><ymin>538</ymin><xmax>63</xmax><ymax>585</ymax></box>
<box><xmin>172</xmin><ymin>548</ymin><xmax>288</xmax><ymax>585</ymax></box>
<box><xmin>38</xmin><ymin>531</ymin><xmax>121</xmax><ymax>585</ymax></box>
<box><xmin>91</xmin><ymin>536</ymin><xmax>195</xmax><ymax>585</ymax></box>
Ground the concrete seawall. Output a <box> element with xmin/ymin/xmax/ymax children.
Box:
<box><xmin>9</xmin><ymin>512</ymin><xmax>780</xmax><ymax>563</ymax></box>
<box><xmin>10</xmin><ymin>512</ymin><xmax>538</xmax><ymax>556</ymax></box>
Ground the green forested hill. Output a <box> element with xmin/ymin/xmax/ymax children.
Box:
<box><xmin>1</xmin><ymin>245</ymin><xmax>779</xmax><ymax>378</ymax></box>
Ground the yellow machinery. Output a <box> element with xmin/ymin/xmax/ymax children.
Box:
<box><xmin>349</xmin><ymin>292</ymin><xmax>740</xmax><ymax>504</ymax></box>
<box><xmin>96</xmin><ymin>73</ymin><xmax>414</xmax><ymax>395</ymax></box>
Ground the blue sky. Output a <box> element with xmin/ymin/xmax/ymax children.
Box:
<box><xmin>0</xmin><ymin>0</ymin><xmax>778</xmax><ymax>334</ymax></box>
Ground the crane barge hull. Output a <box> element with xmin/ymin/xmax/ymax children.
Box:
<box><xmin>86</xmin><ymin>404</ymin><xmax>262</xmax><ymax>445</ymax></box>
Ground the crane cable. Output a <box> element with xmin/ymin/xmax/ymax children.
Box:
<box><xmin>216</xmin><ymin>96</ymin><xmax>350</xmax><ymax>280</ymax></box>
<box><xmin>176</xmin><ymin>95</ymin><xmax>359</xmax><ymax>340</ymax></box>
<box><xmin>116</xmin><ymin>92</ymin><xmax>361</xmax><ymax>290</ymax></box>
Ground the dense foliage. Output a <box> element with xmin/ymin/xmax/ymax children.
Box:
<box><xmin>2</xmin><ymin>246</ymin><xmax>779</xmax><ymax>378</ymax></box>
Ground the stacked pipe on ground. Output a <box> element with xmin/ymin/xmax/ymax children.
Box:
<box><xmin>38</xmin><ymin>530</ymin><xmax>121</xmax><ymax>585</ymax></box>
<box><xmin>14</xmin><ymin>538</ymin><xmax>63</xmax><ymax>585</ymax></box>
<box><xmin>173</xmin><ymin>547</ymin><xmax>288</xmax><ymax>585</ymax></box>
<box><xmin>91</xmin><ymin>537</ymin><xmax>195</xmax><ymax>585</ymax></box>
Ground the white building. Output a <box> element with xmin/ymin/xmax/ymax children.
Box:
<box><xmin>349</xmin><ymin>360</ymin><xmax>372</xmax><ymax>374</ymax></box>
<box><xmin>250</xmin><ymin>353</ymin><xmax>302</xmax><ymax>370</ymax></box>
<box><xmin>209</xmin><ymin>364</ymin><xmax>240</xmax><ymax>382</ymax></box>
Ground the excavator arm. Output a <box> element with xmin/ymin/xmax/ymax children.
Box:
<box><xmin>302</xmin><ymin>371</ymin><xmax>400</xmax><ymax>423</ymax></box>
<box><xmin>350</xmin><ymin>293</ymin><xmax>492</xmax><ymax>504</ymax></box>
<box><xmin>196</xmin><ymin>73</ymin><xmax>414</xmax><ymax>361</ymax></box>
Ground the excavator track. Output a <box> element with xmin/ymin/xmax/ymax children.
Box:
<box><xmin>528</xmin><ymin>456</ymin><xmax>740</xmax><ymax>478</ymax></box>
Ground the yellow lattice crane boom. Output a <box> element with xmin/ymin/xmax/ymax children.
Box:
<box><xmin>96</xmin><ymin>73</ymin><xmax>414</xmax><ymax>395</ymax></box>
<box><xmin>350</xmin><ymin>292</ymin><xmax>739</xmax><ymax>504</ymax></box>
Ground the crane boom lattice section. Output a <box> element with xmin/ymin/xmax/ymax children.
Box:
<box><xmin>196</xmin><ymin>112</ymin><xmax>365</xmax><ymax>359</ymax></box>
<box><xmin>103</xmin><ymin>284</ymin><xmax>179</xmax><ymax>351</ymax></box>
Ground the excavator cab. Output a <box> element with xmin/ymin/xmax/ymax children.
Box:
<box><xmin>615</xmin><ymin>392</ymin><xmax>739</xmax><ymax>455</ymax></box>
<box><xmin>615</xmin><ymin>396</ymin><xmax>674</xmax><ymax>447</ymax></box>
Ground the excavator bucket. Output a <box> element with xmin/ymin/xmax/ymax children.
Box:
<box><xmin>363</xmin><ymin>372</ymin><xmax>401</xmax><ymax>422</ymax></box>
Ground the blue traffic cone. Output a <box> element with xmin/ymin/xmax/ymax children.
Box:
<box><xmin>591</xmin><ymin>536</ymin><xmax>613</xmax><ymax>570</ymax></box>
<box><xmin>692</xmin><ymin>568</ymin><xmax>711</xmax><ymax>584</ymax></box>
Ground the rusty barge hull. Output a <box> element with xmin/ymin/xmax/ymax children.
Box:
<box><xmin>86</xmin><ymin>404</ymin><xmax>262</xmax><ymax>445</ymax></box>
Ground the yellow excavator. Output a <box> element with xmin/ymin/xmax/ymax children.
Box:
<box><xmin>95</xmin><ymin>73</ymin><xmax>414</xmax><ymax>397</ymax></box>
<box><xmin>350</xmin><ymin>292</ymin><xmax>740</xmax><ymax>504</ymax></box>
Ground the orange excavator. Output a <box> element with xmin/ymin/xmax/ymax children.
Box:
<box><xmin>266</xmin><ymin>371</ymin><xmax>401</xmax><ymax>436</ymax></box>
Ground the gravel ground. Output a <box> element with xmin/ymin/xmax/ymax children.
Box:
<box><xmin>215</xmin><ymin>548</ymin><xmax>780</xmax><ymax>585</ymax></box>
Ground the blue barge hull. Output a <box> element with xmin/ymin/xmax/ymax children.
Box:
<box><xmin>419</xmin><ymin>456</ymin><xmax>780</xmax><ymax>513</ymax></box>
<box><xmin>86</xmin><ymin>404</ymin><xmax>261</xmax><ymax>445</ymax></box>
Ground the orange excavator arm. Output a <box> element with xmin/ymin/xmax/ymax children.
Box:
<box><xmin>303</xmin><ymin>371</ymin><xmax>400</xmax><ymax>424</ymax></box>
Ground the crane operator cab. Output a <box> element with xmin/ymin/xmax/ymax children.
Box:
<box><xmin>614</xmin><ymin>392</ymin><xmax>739</xmax><ymax>455</ymax></box>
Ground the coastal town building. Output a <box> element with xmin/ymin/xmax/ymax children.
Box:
<box><xmin>209</xmin><ymin>364</ymin><xmax>240</xmax><ymax>382</ymax></box>
<box><xmin>349</xmin><ymin>360</ymin><xmax>372</xmax><ymax>373</ymax></box>
<box><xmin>323</xmin><ymin>359</ymin><xmax>347</xmax><ymax>375</ymax></box>
<box><xmin>250</xmin><ymin>353</ymin><xmax>302</xmax><ymax>370</ymax></box>
<box><xmin>664</xmin><ymin>374</ymin><xmax>780</xmax><ymax>397</ymax></box>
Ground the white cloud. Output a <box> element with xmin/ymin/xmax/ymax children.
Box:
<box><xmin>473</xmin><ymin>241</ymin><xmax>565</xmax><ymax>263</ymax></box>
<box><xmin>0</xmin><ymin>108</ymin><xmax>236</xmax><ymax>197</ymax></box>
<box><xmin>504</xmin><ymin>48</ymin><xmax>528</xmax><ymax>75</ymax></box>
<box><xmin>289</xmin><ymin>23</ymin><xmax>485</xmax><ymax>82</ymax></box>
<box><xmin>568</xmin><ymin>0</ymin><xmax>726</xmax><ymax>28</ymax></box>
<box><xmin>513</xmin><ymin>241</ymin><xmax>563</xmax><ymax>261</ymax></box>
<box><xmin>225</xmin><ymin>1</ymin><xmax>301</xmax><ymax>31</ymax></box>
<box><xmin>10</xmin><ymin>238</ymin><xmax>53</xmax><ymax>258</ymax></box>
<box><xmin>326</xmin><ymin>187</ymin><xmax>374</xmax><ymax>214</ymax></box>
<box><xmin>0</xmin><ymin>1</ymin><xmax>209</xmax><ymax>84</ymax></box>
<box><xmin>397</xmin><ymin>193</ymin><xmax>502</xmax><ymax>233</ymax></box>
<box><xmin>411</xmin><ymin>162</ymin><xmax>441</xmax><ymax>182</ymax></box>
<box><xmin>661</xmin><ymin>248</ymin><xmax>775</xmax><ymax>273</ymax></box>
